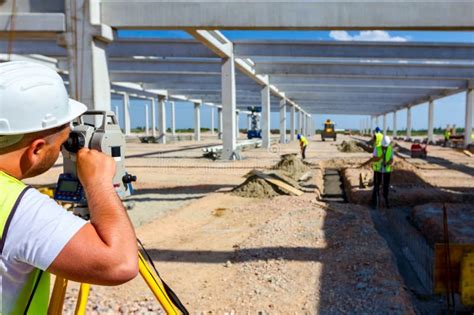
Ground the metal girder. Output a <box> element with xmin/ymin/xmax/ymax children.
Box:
<box><xmin>109</xmin><ymin>72</ymin><xmax>221</xmax><ymax>82</ymax></box>
<box><xmin>285</xmin><ymin>91</ymin><xmax>446</xmax><ymax>100</ymax></box>
<box><xmin>274</xmin><ymin>86</ymin><xmax>453</xmax><ymax>95</ymax></box>
<box><xmin>100</xmin><ymin>1</ymin><xmax>474</xmax><ymax>30</ymax></box>
<box><xmin>166</xmin><ymin>89</ymin><xmax>260</xmax><ymax>96</ymax></box>
<box><xmin>136</xmin><ymin>73</ymin><xmax>253</xmax><ymax>86</ymax></box>
<box><xmin>143</xmin><ymin>82</ymin><xmax>260</xmax><ymax>91</ymax></box>
<box><xmin>234</xmin><ymin>40</ymin><xmax>474</xmax><ymax>60</ymax></box>
<box><xmin>104</xmin><ymin>58</ymin><xmax>222</xmax><ymax>74</ymax></box>
<box><xmin>0</xmin><ymin>13</ymin><xmax>65</xmax><ymax>32</ymax></box>
<box><xmin>111</xmin><ymin>83</ymin><xmax>167</xmax><ymax>98</ymax></box>
<box><xmin>0</xmin><ymin>38</ymin><xmax>216</xmax><ymax>58</ymax></box>
<box><xmin>108</xmin><ymin>39</ymin><xmax>214</xmax><ymax>58</ymax></box>
<box><xmin>257</xmin><ymin>62</ymin><xmax>474</xmax><ymax>79</ymax></box>
<box><xmin>269</xmin><ymin>76</ymin><xmax>468</xmax><ymax>89</ymax></box>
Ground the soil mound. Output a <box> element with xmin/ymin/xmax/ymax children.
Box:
<box><xmin>337</xmin><ymin>140</ymin><xmax>365</xmax><ymax>153</ymax></box>
<box><xmin>272</xmin><ymin>153</ymin><xmax>310</xmax><ymax>180</ymax></box>
<box><xmin>232</xmin><ymin>176</ymin><xmax>282</xmax><ymax>198</ymax></box>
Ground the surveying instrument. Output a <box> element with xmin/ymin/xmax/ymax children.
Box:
<box><xmin>48</xmin><ymin>111</ymin><xmax>187</xmax><ymax>314</ymax></box>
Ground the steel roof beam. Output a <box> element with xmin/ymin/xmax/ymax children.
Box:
<box><xmin>100</xmin><ymin>1</ymin><xmax>474</xmax><ymax>30</ymax></box>
<box><xmin>274</xmin><ymin>86</ymin><xmax>454</xmax><ymax>95</ymax></box>
<box><xmin>257</xmin><ymin>63</ymin><xmax>474</xmax><ymax>80</ymax></box>
<box><xmin>234</xmin><ymin>40</ymin><xmax>474</xmax><ymax>60</ymax></box>
<box><xmin>269</xmin><ymin>76</ymin><xmax>468</xmax><ymax>89</ymax></box>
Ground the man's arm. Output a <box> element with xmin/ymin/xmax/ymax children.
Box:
<box><xmin>48</xmin><ymin>148</ymin><xmax>138</xmax><ymax>285</ymax></box>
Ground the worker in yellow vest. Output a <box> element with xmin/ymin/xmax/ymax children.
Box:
<box><xmin>360</xmin><ymin>135</ymin><xmax>393</xmax><ymax>209</ymax></box>
<box><xmin>297</xmin><ymin>133</ymin><xmax>309</xmax><ymax>159</ymax></box>
<box><xmin>0</xmin><ymin>62</ymin><xmax>138</xmax><ymax>313</ymax></box>
<box><xmin>444</xmin><ymin>126</ymin><xmax>451</xmax><ymax>146</ymax></box>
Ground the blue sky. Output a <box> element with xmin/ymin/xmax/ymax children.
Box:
<box><xmin>116</xmin><ymin>30</ymin><xmax>474</xmax><ymax>130</ymax></box>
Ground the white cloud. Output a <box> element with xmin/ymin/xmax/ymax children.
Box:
<box><xmin>328</xmin><ymin>31</ymin><xmax>353</xmax><ymax>41</ymax></box>
<box><xmin>329</xmin><ymin>30</ymin><xmax>408</xmax><ymax>42</ymax></box>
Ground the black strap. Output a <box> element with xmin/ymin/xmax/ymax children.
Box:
<box><xmin>137</xmin><ymin>238</ymin><xmax>189</xmax><ymax>315</ymax></box>
<box><xmin>23</xmin><ymin>270</ymin><xmax>43</xmax><ymax>315</ymax></box>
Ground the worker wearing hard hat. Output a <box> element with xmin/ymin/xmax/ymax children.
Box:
<box><xmin>372</xmin><ymin>127</ymin><xmax>383</xmax><ymax>148</ymax></box>
<box><xmin>360</xmin><ymin>135</ymin><xmax>394</xmax><ymax>209</ymax></box>
<box><xmin>0</xmin><ymin>62</ymin><xmax>138</xmax><ymax>313</ymax></box>
<box><xmin>297</xmin><ymin>134</ymin><xmax>309</xmax><ymax>159</ymax></box>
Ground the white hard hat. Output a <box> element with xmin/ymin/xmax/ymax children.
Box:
<box><xmin>0</xmin><ymin>61</ymin><xmax>87</xmax><ymax>135</ymax></box>
<box><xmin>382</xmin><ymin>135</ymin><xmax>391</xmax><ymax>147</ymax></box>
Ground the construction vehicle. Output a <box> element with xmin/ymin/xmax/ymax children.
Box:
<box><xmin>411</xmin><ymin>143</ymin><xmax>427</xmax><ymax>158</ymax></box>
<box><xmin>321</xmin><ymin>119</ymin><xmax>337</xmax><ymax>141</ymax></box>
<box><xmin>247</xmin><ymin>106</ymin><xmax>262</xmax><ymax>139</ymax></box>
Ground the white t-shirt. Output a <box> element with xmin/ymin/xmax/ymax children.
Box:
<box><xmin>0</xmin><ymin>188</ymin><xmax>87</xmax><ymax>313</ymax></box>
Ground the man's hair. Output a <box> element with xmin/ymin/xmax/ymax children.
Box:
<box><xmin>0</xmin><ymin>124</ymin><xmax>69</xmax><ymax>155</ymax></box>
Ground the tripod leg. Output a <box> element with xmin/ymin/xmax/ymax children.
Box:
<box><xmin>74</xmin><ymin>283</ymin><xmax>90</xmax><ymax>315</ymax></box>
<box><xmin>138</xmin><ymin>252</ymin><xmax>181</xmax><ymax>314</ymax></box>
<box><xmin>49</xmin><ymin>276</ymin><xmax>68</xmax><ymax>315</ymax></box>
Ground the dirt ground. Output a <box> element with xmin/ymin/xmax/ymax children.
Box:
<box><xmin>24</xmin><ymin>133</ymin><xmax>473</xmax><ymax>313</ymax></box>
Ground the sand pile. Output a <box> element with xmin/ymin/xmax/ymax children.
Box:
<box><xmin>337</xmin><ymin>140</ymin><xmax>365</xmax><ymax>153</ymax></box>
<box><xmin>233</xmin><ymin>155</ymin><xmax>314</xmax><ymax>198</ymax></box>
<box><xmin>272</xmin><ymin>153</ymin><xmax>310</xmax><ymax>180</ymax></box>
<box><xmin>232</xmin><ymin>176</ymin><xmax>282</xmax><ymax>198</ymax></box>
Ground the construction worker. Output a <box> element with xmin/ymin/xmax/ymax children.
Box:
<box><xmin>297</xmin><ymin>133</ymin><xmax>308</xmax><ymax>159</ymax></box>
<box><xmin>372</xmin><ymin>127</ymin><xmax>383</xmax><ymax>148</ymax></box>
<box><xmin>444</xmin><ymin>125</ymin><xmax>451</xmax><ymax>146</ymax></box>
<box><xmin>0</xmin><ymin>62</ymin><xmax>138</xmax><ymax>313</ymax></box>
<box><xmin>360</xmin><ymin>135</ymin><xmax>393</xmax><ymax>209</ymax></box>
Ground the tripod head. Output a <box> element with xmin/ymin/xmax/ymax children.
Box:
<box><xmin>54</xmin><ymin>111</ymin><xmax>136</xmax><ymax>215</ymax></box>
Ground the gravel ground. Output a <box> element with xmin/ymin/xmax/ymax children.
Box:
<box><xmin>21</xmin><ymin>133</ymin><xmax>471</xmax><ymax>312</ymax></box>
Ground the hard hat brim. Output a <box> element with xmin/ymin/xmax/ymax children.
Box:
<box><xmin>0</xmin><ymin>98</ymin><xmax>87</xmax><ymax>136</ymax></box>
<box><xmin>68</xmin><ymin>98</ymin><xmax>88</xmax><ymax>123</ymax></box>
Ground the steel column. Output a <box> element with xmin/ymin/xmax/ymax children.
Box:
<box><xmin>261</xmin><ymin>85</ymin><xmax>271</xmax><ymax>148</ymax></box>
<box><xmin>407</xmin><ymin>106</ymin><xmax>413</xmax><ymax>138</ymax></box>
<box><xmin>393</xmin><ymin>111</ymin><xmax>398</xmax><ymax>137</ymax></box>
<box><xmin>290</xmin><ymin>106</ymin><xmax>296</xmax><ymax>141</ymax></box>
<box><xmin>194</xmin><ymin>102</ymin><xmax>201</xmax><ymax>142</ymax></box>
<box><xmin>170</xmin><ymin>101</ymin><xmax>176</xmax><ymax>136</ymax></box>
<box><xmin>465</xmin><ymin>88</ymin><xmax>473</xmax><ymax>147</ymax></box>
<box><xmin>279</xmin><ymin>99</ymin><xmax>287</xmax><ymax>144</ymax></box>
<box><xmin>157</xmin><ymin>97</ymin><xmax>167</xmax><ymax>144</ymax></box>
<box><xmin>428</xmin><ymin>99</ymin><xmax>435</xmax><ymax>142</ymax></box>
<box><xmin>222</xmin><ymin>55</ymin><xmax>237</xmax><ymax>159</ymax></box>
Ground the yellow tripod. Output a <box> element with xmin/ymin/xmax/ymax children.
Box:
<box><xmin>48</xmin><ymin>251</ymin><xmax>185</xmax><ymax>314</ymax></box>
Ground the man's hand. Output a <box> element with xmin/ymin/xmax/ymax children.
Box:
<box><xmin>48</xmin><ymin>148</ymin><xmax>138</xmax><ymax>285</ymax></box>
<box><xmin>77</xmin><ymin>148</ymin><xmax>116</xmax><ymax>189</ymax></box>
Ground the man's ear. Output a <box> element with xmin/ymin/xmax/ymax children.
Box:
<box><xmin>26</xmin><ymin>138</ymin><xmax>48</xmax><ymax>161</ymax></box>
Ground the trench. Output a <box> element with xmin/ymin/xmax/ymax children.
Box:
<box><xmin>321</xmin><ymin>168</ymin><xmax>347</xmax><ymax>203</ymax></box>
<box><xmin>321</xmin><ymin>165</ymin><xmax>460</xmax><ymax>313</ymax></box>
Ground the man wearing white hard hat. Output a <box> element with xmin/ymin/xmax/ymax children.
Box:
<box><xmin>360</xmin><ymin>135</ymin><xmax>394</xmax><ymax>209</ymax></box>
<box><xmin>0</xmin><ymin>61</ymin><xmax>138</xmax><ymax>313</ymax></box>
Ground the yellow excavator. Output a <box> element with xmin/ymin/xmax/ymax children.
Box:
<box><xmin>321</xmin><ymin>119</ymin><xmax>337</xmax><ymax>141</ymax></box>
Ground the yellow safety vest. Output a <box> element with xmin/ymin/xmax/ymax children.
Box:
<box><xmin>373</xmin><ymin>146</ymin><xmax>393</xmax><ymax>173</ymax></box>
<box><xmin>374</xmin><ymin>132</ymin><xmax>383</xmax><ymax>147</ymax></box>
<box><xmin>0</xmin><ymin>171</ymin><xmax>50</xmax><ymax>314</ymax></box>
<box><xmin>300</xmin><ymin>136</ymin><xmax>308</xmax><ymax>146</ymax></box>
<box><xmin>444</xmin><ymin>130</ymin><xmax>451</xmax><ymax>140</ymax></box>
